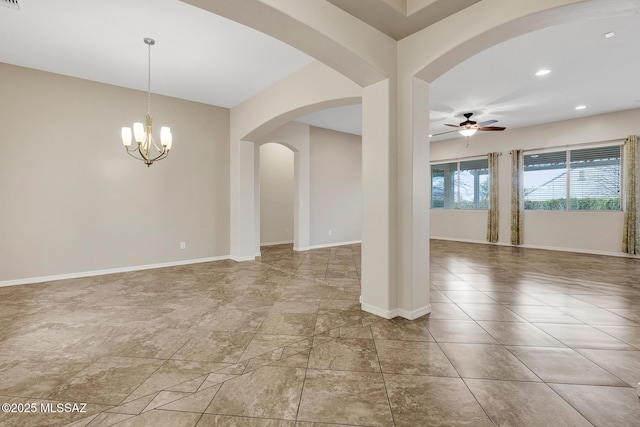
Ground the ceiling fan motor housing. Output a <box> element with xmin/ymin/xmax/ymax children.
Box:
<box><xmin>461</xmin><ymin>112</ymin><xmax>477</xmax><ymax>126</ymax></box>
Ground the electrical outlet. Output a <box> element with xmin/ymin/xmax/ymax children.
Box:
<box><xmin>180</xmin><ymin>242</ymin><xmax>186</xmax><ymax>249</ymax></box>
<box><xmin>328</xmin><ymin>230</ymin><xmax>332</xmax><ymax>236</ymax></box>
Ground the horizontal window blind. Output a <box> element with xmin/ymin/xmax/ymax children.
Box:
<box><xmin>523</xmin><ymin>151</ymin><xmax>567</xmax><ymax>209</ymax></box>
<box><xmin>569</xmin><ymin>146</ymin><xmax>621</xmax><ymax>210</ymax></box>
<box><xmin>523</xmin><ymin>145</ymin><xmax>622</xmax><ymax>211</ymax></box>
<box><xmin>524</xmin><ymin>151</ymin><xmax>567</xmax><ymax>170</ymax></box>
<box><xmin>460</xmin><ymin>158</ymin><xmax>489</xmax><ymax>172</ymax></box>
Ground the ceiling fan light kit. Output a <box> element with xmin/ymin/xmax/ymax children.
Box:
<box><xmin>459</xmin><ymin>128</ymin><xmax>478</xmax><ymax>137</ymax></box>
<box><xmin>432</xmin><ymin>112</ymin><xmax>506</xmax><ymax>138</ymax></box>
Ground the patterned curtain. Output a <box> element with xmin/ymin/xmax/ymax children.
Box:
<box><xmin>510</xmin><ymin>149</ymin><xmax>524</xmax><ymax>245</ymax></box>
<box><xmin>622</xmin><ymin>135</ymin><xmax>638</xmax><ymax>254</ymax></box>
<box><xmin>486</xmin><ymin>152</ymin><xmax>500</xmax><ymax>243</ymax></box>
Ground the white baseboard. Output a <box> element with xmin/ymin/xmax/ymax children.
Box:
<box><xmin>260</xmin><ymin>240</ymin><xmax>294</xmax><ymax>246</ymax></box>
<box><xmin>430</xmin><ymin>236</ymin><xmax>640</xmax><ymax>259</ymax></box>
<box><xmin>229</xmin><ymin>255</ymin><xmax>257</xmax><ymax>262</ymax></box>
<box><xmin>361</xmin><ymin>302</ymin><xmax>431</xmax><ymax>320</ymax></box>
<box><xmin>295</xmin><ymin>240</ymin><xmax>361</xmax><ymax>251</ymax></box>
<box><xmin>520</xmin><ymin>243</ymin><xmax>640</xmax><ymax>259</ymax></box>
<box><xmin>361</xmin><ymin>303</ymin><xmax>397</xmax><ymax>319</ymax></box>
<box><xmin>0</xmin><ymin>256</ymin><xmax>231</xmax><ymax>288</ymax></box>
<box><xmin>430</xmin><ymin>236</ymin><xmax>510</xmax><ymax>246</ymax></box>
<box><xmin>398</xmin><ymin>304</ymin><xmax>431</xmax><ymax>320</ymax></box>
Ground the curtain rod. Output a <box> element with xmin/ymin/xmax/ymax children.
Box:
<box><xmin>430</xmin><ymin>152</ymin><xmax>502</xmax><ymax>164</ymax></box>
<box><xmin>510</xmin><ymin>137</ymin><xmax>627</xmax><ymax>155</ymax></box>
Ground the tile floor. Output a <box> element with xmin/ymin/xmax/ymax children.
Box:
<box><xmin>0</xmin><ymin>240</ymin><xmax>639</xmax><ymax>426</ymax></box>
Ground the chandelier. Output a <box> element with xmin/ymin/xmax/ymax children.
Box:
<box><xmin>121</xmin><ymin>38</ymin><xmax>172</xmax><ymax>167</ymax></box>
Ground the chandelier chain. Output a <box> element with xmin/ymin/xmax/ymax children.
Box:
<box><xmin>147</xmin><ymin>40</ymin><xmax>152</xmax><ymax>115</ymax></box>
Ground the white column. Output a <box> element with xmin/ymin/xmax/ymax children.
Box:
<box><xmin>293</xmin><ymin>141</ymin><xmax>311</xmax><ymax>251</ymax></box>
<box><xmin>230</xmin><ymin>137</ymin><xmax>257</xmax><ymax>261</ymax></box>
<box><xmin>360</xmin><ymin>78</ymin><xmax>397</xmax><ymax>318</ymax></box>
<box><xmin>254</xmin><ymin>143</ymin><xmax>261</xmax><ymax>257</ymax></box>
<box><xmin>360</xmin><ymin>76</ymin><xmax>431</xmax><ymax>319</ymax></box>
<box><xmin>401</xmin><ymin>77</ymin><xmax>430</xmax><ymax>318</ymax></box>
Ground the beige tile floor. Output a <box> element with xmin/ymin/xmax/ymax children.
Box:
<box><xmin>0</xmin><ymin>240</ymin><xmax>639</xmax><ymax>426</ymax></box>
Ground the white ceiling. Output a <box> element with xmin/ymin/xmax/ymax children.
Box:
<box><xmin>428</xmin><ymin>13</ymin><xmax>640</xmax><ymax>141</ymax></box>
<box><xmin>1</xmin><ymin>1</ymin><xmax>639</xmax><ymax>139</ymax></box>
<box><xmin>0</xmin><ymin>0</ymin><xmax>313</xmax><ymax>108</ymax></box>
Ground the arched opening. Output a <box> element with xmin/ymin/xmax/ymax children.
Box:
<box><xmin>254</xmin><ymin>121</ymin><xmax>363</xmax><ymax>260</ymax></box>
<box><xmin>426</xmin><ymin>11</ymin><xmax>640</xmax><ymax>253</ymax></box>
<box><xmin>258</xmin><ymin>142</ymin><xmax>295</xmax><ymax>248</ymax></box>
<box><xmin>230</xmin><ymin>89</ymin><xmax>362</xmax><ymax>261</ymax></box>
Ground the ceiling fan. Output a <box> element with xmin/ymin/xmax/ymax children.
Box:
<box><xmin>432</xmin><ymin>112</ymin><xmax>506</xmax><ymax>137</ymax></box>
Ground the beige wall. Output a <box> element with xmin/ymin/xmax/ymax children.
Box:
<box><xmin>259</xmin><ymin>143</ymin><xmax>294</xmax><ymax>245</ymax></box>
<box><xmin>0</xmin><ymin>63</ymin><xmax>230</xmax><ymax>283</ymax></box>
<box><xmin>310</xmin><ymin>127</ymin><xmax>362</xmax><ymax>246</ymax></box>
<box><xmin>430</xmin><ymin>108</ymin><xmax>640</xmax><ymax>256</ymax></box>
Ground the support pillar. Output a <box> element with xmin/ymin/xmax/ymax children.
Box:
<box><xmin>360</xmin><ymin>76</ymin><xmax>431</xmax><ymax>319</ymax></box>
<box><xmin>360</xmin><ymin>79</ymin><xmax>397</xmax><ymax>318</ymax></box>
<box><xmin>230</xmin><ymin>138</ymin><xmax>257</xmax><ymax>261</ymax></box>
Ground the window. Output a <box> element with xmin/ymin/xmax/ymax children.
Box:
<box><xmin>523</xmin><ymin>145</ymin><xmax>621</xmax><ymax>211</ymax></box>
<box><xmin>458</xmin><ymin>159</ymin><xmax>489</xmax><ymax>209</ymax></box>
<box><xmin>523</xmin><ymin>151</ymin><xmax>567</xmax><ymax>210</ymax></box>
<box><xmin>431</xmin><ymin>158</ymin><xmax>488</xmax><ymax>209</ymax></box>
<box><xmin>431</xmin><ymin>162</ymin><xmax>456</xmax><ymax>209</ymax></box>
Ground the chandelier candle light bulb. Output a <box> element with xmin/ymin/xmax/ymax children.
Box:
<box><xmin>121</xmin><ymin>38</ymin><xmax>172</xmax><ymax>167</ymax></box>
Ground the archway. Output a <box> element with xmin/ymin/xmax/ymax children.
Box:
<box><xmin>390</xmin><ymin>0</ymin><xmax>640</xmax><ymax>319</ymax></box>
<box><xmin>228</xmin><ymin>61</ymin><xmax>362</xmax><ymax>262</ymax></box>
<box><xmin>254</xmin><ymin>122</ymin><xmax>313</xmax><ymax>256</ymax></box>
<box><xmin>258</xmin><ymin>142</ymin><xmax>296</xmax><ymax>250</ymax></box>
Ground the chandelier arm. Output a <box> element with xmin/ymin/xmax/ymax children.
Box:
<box><xmin>125</xmin><ymin>143</ymin><xmax>145</xmax><ymax>157</ymax></box>
<box><xmin>147</xmin><ymin>148</ymin><xmax>170</xmax><ymax>163</ymax></box>
<box><xmin>124</xmin><ymin>142</ymin><xmax>168</xmax><ymax>165</ymax></box>
<box><xmin>149</xmin><ymin>133</ymin><xmax>163</xmax><ymax>153</ymax></box>
<box><xmin>138</xmin><ymin>140</ymin><xmax>152</xmax><ymax>162</ymax></box>
<box><xmin>125</xmin><ymin>148</ymin><xmax>145</xmax><ymax>162</ymax></box>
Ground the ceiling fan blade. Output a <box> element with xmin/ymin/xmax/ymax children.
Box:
<box><xmin>478</xmin><ymin>126</ymin><xmax>506</xmax><ymax>131</ymax></box>
<box><xmin>444</xmin><ymin>124</ymin><xmax>460</xmax><ymax>128</ymax></box>
<box><xmin>431</xmin><ymin>130</ymin><xmax>458</xmax><ymax>136</ymax></box>
<box><xmin>478</xmin><ymin>120</ymin><xmax>498</xmax><ymax>126</ymax></box>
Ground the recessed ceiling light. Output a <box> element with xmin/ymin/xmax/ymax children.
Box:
<box><xmin>575</xmin><ymin>105</ymin><xmax>587</xmax><ymax>110</ymax></box>
<box><xmin>535</xmin><ymin>69</ymin><xmax>551</xmax><ymax>76</ymax></box>
<box><xmin>604</xmin><ymin>31</ymin><xmax>615</xmax><ymax>38</ymax></box>
<box><xmin>428</xmin><ymin>134</ymin><xmax>433</xmax><ymax>138</ymax></box>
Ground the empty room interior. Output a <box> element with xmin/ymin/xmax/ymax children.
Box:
<box><xmin>1</xmin><ymin>0</ymin><xmax>640</xmax><ymax>426</ymax></box>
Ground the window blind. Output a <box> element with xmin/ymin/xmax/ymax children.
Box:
<box><xmin>523</xmin><ymin>145</ymin><xmax>622</xmax><ymax>211</ymax></box>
